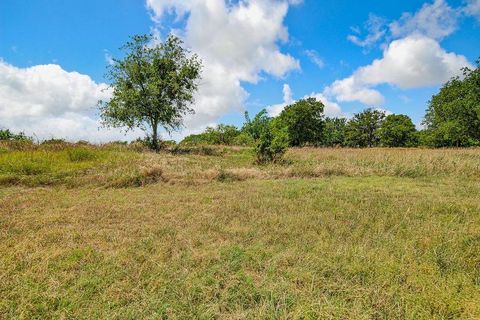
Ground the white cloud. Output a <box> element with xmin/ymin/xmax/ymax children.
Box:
<box><xmin>306</xmin><ymin>92</ymin><xmax>345</xmax><ymax>118</ymax></box>
<box><xmin>267</xmin><ymin>84</ymin><xmax>345</xmax><ymax>118</ymax></box>
<box><xmin>104</xmin><ymin>50</ymin><xmax>114</xmax><ymax>66</ymax></box>
<box><xmin>267</xmin><ymin>84</ymin><xmax>294</xmax><ymax>116</ymax></box>
<box><xmin>304</xmin><ymin>49</ymin><xmax>325</xmax><ymax>68</ymax></box>
<box><xmin>324</xmin><ymin>76</ymin><xmax>384</xmax><ymax>106</ymax></box>
<box><xmin>0</xmin><ymin>61</ymin><xmax>110</xmax><ymax>118</ymax></box>
<box><xmin>349</xmin><ymin>0</ymin><xmax>462</xmax><ymax>49</ymax></box>
<box><xmin>389</xmin><ymin>0</ymin><xmax>460</xmax><ymax>40</ymax></box>
<box><xmin>146</xmin><ymin>0</ymin><xmax>300</xmax><ymax>130</ymax></box>
<box><xmin>464</xmin><ymin>0</ymin><xmax>480</xmax><ymax>20</ymax></box>
<box><xmin>347</xmin><ymin>14</ymin><xmax>388</xmax><ymax>48</ymax></box>
<box><xmin>0</xmin><ymin>60</ymin><xmax>142</xmax><ymax>142</ymax></box>
<box><xmin>324</xmin><ymin>35</ymin><xmax>472</xmax><ymax>105</ymax></box>
<box><xmin>356</xmin><ymin>35</ymin><xmax>472</xmax><ymax>88</ymax></box>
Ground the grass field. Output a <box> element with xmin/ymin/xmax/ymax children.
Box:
<box><xmin>1</xmin><ymin>143</ymin><xmax>479</xmax><ymax>319</ymax></box>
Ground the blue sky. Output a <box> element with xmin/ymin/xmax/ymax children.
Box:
<box><xmin>1</xmin><ymin>0</ymin><xmax>479</xmax><ymax>141</ymax></box>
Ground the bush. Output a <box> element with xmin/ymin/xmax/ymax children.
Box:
<box><xmin>255</xmin><ymin>125</ymin><xmax>289</xmax><ymax>164</ymax></box>
<box><xmin>232</xmin><ymin>132</ymin><xmax>255</xmax><ymax>146</ymax></box>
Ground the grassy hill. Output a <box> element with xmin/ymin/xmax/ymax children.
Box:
<box><xmin>1</xmin><ymin>143</ymin><xmax>479</xmax><ymax>319</ymax></box>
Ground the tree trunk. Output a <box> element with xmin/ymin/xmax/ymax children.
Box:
<box><xmin>151</xmin><ymin>121</ymin><xmax>160</xmax><ymax>151</ymax></box>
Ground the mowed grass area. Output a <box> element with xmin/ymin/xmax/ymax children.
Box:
<box><xmin>1</xmin><ymin>144</ymin><xmax>479</xmax><ymax>319</ymax></box>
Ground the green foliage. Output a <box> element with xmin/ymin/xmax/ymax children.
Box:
<box><xmin>322</xmin><ymin>117</ymin><xmax>347</xmax><ymax>146</ymax></box>
<box><xmin>99</xmin><ymin>34</ymin><xmax>202</xmax><ymax>150</ymax></box>
<box><xmin>204</xmin><ymin>125</ymin><xmax>240</xmax><ymax>145</ymax></box>
<box><xmin>255</xmin><ymin>124</ymin><xmax>289</xmax><ymax>163</ymax></box>
<box><xmin>378</xmin><ymin>114</ymin><xmax>417</xmax><ymax>147</ymax></box>
<box><xmin>274</xmin><ymin>98</ymin><xmax>325</xmax><ymax>146</ymax></box>
<box><xmin>0</xmin><ymin>129</ymin><xmax>32</xmax><ymax>142</ymax></box>
<box><xmin>232</xmin><ymin>131</ymin><xmax>255</xmax><ymax>146</ymax></box>
<box><xmin>424</xmin><ymin>60</ymin><xmax>480</xmax><ymax>147</ymax></box>
<box><xmin>243</xmin><ymin>109</ymin><xmax>271</xmax><ymax>141</ymax></box>
<box><xmin>345</xmin><ymin>109</ymin><xmax>386</xmax><ymax>147</ymax></box>
<box><xmin>181</xmin><ymin>125</ymin><xmax>241</xmax><ymax>145</ymax></box>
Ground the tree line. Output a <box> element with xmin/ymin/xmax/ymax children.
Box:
<box><xmin>181</xmin><ymin>59</ymin><xmax>479</xmax><ymax>150</ymax></box>
<box><xmin>1</xmin><ymin>33</ymin><xmax>478</xmax><ymax>162</ymax></box>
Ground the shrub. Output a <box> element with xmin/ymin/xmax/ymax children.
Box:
<box><xmin>255</xmin><ymin>125</ymin><xmax>289</xmax><ymax>164</ymax></box>
<box><xmin>107</xmin><ymin>165</ymin><xmax>166</xmax><ymax>188</ymax></box>
<box><xmin>232</xmin><ymin>132</ymin><xmax>255</xmax><ymax>146</ymax></box>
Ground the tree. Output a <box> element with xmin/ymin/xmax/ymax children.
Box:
<box><xmin>99</xmin><ymin>34</ymin><xmax>202</xmax><ymax>150</ymax></box>
<box><xmin>423</xmin><ymin>60</ymin><xmax>480</xmax><ymax>147</ymax></box>
<box><xmin>345</xmin><ymin>108</ymin><xmax>385</xmax><ymax>147</ymax></box>
<box><xmin>274</xmin><ymin>98</ymin><xmax>325</xmax><ymax>146</ymax></box>
<box><xmin>205</xmin><ymin>125</ymin><xmax>240</xmax><ymax>145</ymax></box>
<box><xmin>322</xmin><ymin>117</ymin><xmax>347</xmax><ymax>146</ymax></box>
<box><xmin>243</xmin><ymin>109</ymin><xmax>271</xmax><ymax>141</ymax></box>
<box><xmin>378</xmin><ymin>114</ymin><xmax>417</xmax><ymax>147</ymax></box>
<box><xmin>0</xmin><ymin>129</ymin><xmax>32</xmax><ymax>142</ymax></box>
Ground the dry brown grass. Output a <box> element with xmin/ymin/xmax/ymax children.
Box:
<box><xmin>0</xmin><ymin>146</ymin><xmax>479</xmax><ymax>319</ymax></box>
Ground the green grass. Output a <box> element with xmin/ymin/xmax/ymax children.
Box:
<box><xmin>0</xmin><ymin>146</ymin><xmax>479</xmax><ymax>319</ymax></box>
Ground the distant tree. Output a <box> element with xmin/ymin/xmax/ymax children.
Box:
<box><xmin>99</xmin><ymin>34</ymin><xmax>202</xmax><ymax>150</ymax></box>
<box><xmin>423</xmin><ymin>60</ymin><xmax>480</xmax><ymax>147</ymax></box>
<box><xmin>181</xmin><ymin>124</ymin><xmax>240</xmax><ymax>145</ymax></box>
<box><xmin>378</xmin><ymin>114</ymin><xmax>417</xmax><ymax>147</ymax></box>
<box><xmin>180</xmin><ymin>133</ymin><xmax>208</xmax><ymax>146</ymax></box>
<box><xmin>0</xmin><ymin>129</ymin><xmax>32</xmax><ymax>142</ymax></box>
<box><xmin>243</xmin><ymin>109</ymin><xmax>271</xmax><ymax>141</ymax></box>
<box><xmin>322</xmin><ymin>117</ymin><xmax>347</xmax><ymax>146</ymax></box>
<box><xmin>204</xmin><ymin>125</ymin><xmax>240</xmax><ymax>145</ymax></box>
<box><xmin>274</xmin><ymin>98</ymin><xmax>325</xmax><ymax>146</ymax></box>
<box><xmin>345</xmin><ymin>108</ymin><xmax>385</xmax><ymax>147</ymax></box>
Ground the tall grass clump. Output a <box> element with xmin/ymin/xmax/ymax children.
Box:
<box><xmin>67</xmin><ymin>148</ymin><xmax>97</xmax><ymax>162</ymax></box>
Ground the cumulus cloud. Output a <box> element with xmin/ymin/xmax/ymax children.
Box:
<box><xmin>324</xmin><ymin>76</ymin><xmax>384</xmax><ymax>106</ymax></box>
<box><xmin>325</xmin><ymin>35</ymin><xmax>472</xmax><ymax>105</ymax></box>
<box><xmin>0</xmin><ymin>60</ymin><xmax>142</xmax><ymax>142</ymax></box>
<box><xmin>146</xmin><ymin>0</ymin><xmax>300</xmax><ymax>130</ymax></box>
<box><xmin>267</xmin><ymin>84</ymin><xmax>345</xmax><ymax>118</ymax></box>
<box><xmin>355</xmin><ymin>36</ymin><xmax>471</xmax><ymax>88</ymax></box>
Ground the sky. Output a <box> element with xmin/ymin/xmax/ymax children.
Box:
<box><xmin>1</xmin><ymin>0</ymin><xmax>479</xmax><ymax>142</ymax></box>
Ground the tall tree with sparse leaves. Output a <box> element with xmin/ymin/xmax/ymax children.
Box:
<box><xmin>99</xmin><ymin>34</ymin><xmax>202</xmax><ymax>150</ymax></box>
